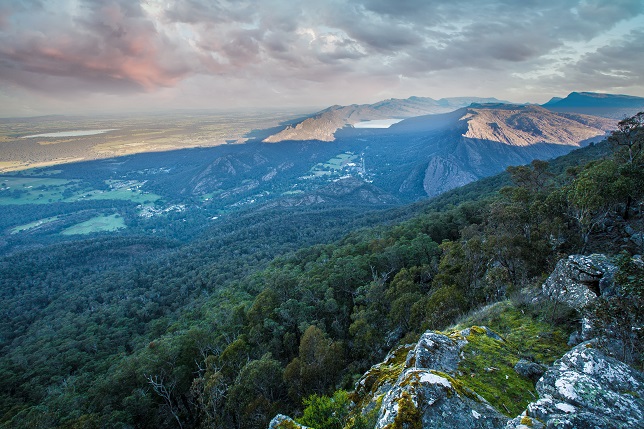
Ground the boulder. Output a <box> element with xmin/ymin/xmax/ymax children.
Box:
<box><xmin>513</xmin><ymin>359</ymin><xmax>546</xmax><ymax>382</ymax></box>
<box><xmin>375</xmin><ymin>368</ymin><xmax>507</xmax><ymax>429</ymax></box>
<box><xmin>404</xmin><ymin>331</ymin><xmax>465</xmax><ymax>371</ymax></box>
<box><xmin>508</xmin><ymin>342</ymin><xmax>644</xmax><ymax>429</ymax></box>
<box><xmin>542</xmin><ymin>254</ymin><xmax>617</xmax><ymax>309</ymax></box>
<box><xmin>268</xmin><ymin>414</ymin><xmax>311</xmax><ymax>429</ymax></box>
<box><xmin>368</xmin><ymin>328</ymin><xmax>508</xmax><ymax>429</ymax></box>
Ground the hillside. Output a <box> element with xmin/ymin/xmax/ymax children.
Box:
<box><xmin>262</xmin><ymin>96</ymin><xmax>506</xmax><ymax>142</ymax></box>
<box><xmin>1</xmin><ymin>113</ymin><xmax>642</xmax><ymax>428</ymax></box>
<box><xmin>460</xmin><ymin>104</ymin><xmax>613</xmax><ymax>146</ymax></box>
<box><xmin>1</xmin><ymin>102</ymin><xmax>619</xmax><ymax>257</ymax></box>
<box><xmin>348</xmin><ymin>104</ymin><xmax>614</xmax><ymax>198</ymax></box>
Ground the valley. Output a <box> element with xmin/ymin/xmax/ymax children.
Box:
<box><xmin>0</xmin><ymin>92</ymin><xmax>642</xmax><ymax>429</ymax></box>
<box><xmin>2</xmin><ymin>93</ymin><xmax>638</xmax><ymax>255</ymax></box>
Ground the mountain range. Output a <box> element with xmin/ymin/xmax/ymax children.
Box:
<box><xmin>262</xmin><ymin>92</ymin><xmax>643</xmax><ymax>144</ymax></box>
<box><xmin>262</xmin><ymin>96</ymin><xmax>507</xmax><ymax>142</ymax></box>
<box><xmin>543</xmin><ymin>91</ymin><xmax>644</xmax><ymax>118</ymax></box>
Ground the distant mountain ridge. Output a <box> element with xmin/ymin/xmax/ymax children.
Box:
<box><xmin>543</xmin><ymin>91</ymin><xmax>644</xmax><ymax>119</ymax></box>
<box><xmin>262</xmin><ymin>96</ymin><xmax>507</xmax><ymax>142</ymax></box>
<box><xmin>343</xmin><ymin>103</ymin><xmax>615</xmax><ymax>198</ymax></box>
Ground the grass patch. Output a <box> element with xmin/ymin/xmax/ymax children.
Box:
<box><xmin>0</xmin><ymin>177</ymin><xmax>160</xmax><ymax>205</ymax></box>
<box><xmin>61</xmin><ymin>214</ymin><xmax>126</xmax><ymax>235</ymax></box>
<box><xmin>0</xmin><ymin>177</ymin><xmax>76</xmax><ymax>204</ymax></box>
<box><xmin>11</xmin><ymin>216</ymin><xmax>59</xmax><ymax>234</ymax></box>
<box><xmin>309</xmin><ymin>153</ymin><xmax>359</xmax><ymax>177</ymax></box>
<box><xmin>451</xmin><ymin>301</ymin><xmax>572</xmax><ymax>416</ymax></box>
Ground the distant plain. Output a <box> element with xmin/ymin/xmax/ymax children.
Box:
<box><xmin>0</xmin><ymin>109</ymin><xmax>309</xmax><ymax>173</ymax></box>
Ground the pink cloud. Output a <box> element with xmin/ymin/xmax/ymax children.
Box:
<box><xmin>0</xmin><ymin>0</ymin><xmax>192</xmax><ymax>93</ymax></box>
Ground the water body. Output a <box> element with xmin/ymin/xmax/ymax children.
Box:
<box><xmin>353</xmin><ymin>119</ymin><xmax>403</xmax><ymax>129</ymax></box>
<box><xmin>22</xmin><ymin>129</ymin><xmax>117</xmax><ymax>138</ymax></box>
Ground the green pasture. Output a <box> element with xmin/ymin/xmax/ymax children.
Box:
<box><xmin>61</xmin><ymin>214</ymin><xmax>126</xmax><ymax>235</ymax></box>
<box><xmin>309</xmin><ymin>152</ymin><xmax>358</xmax><ymax>176</ymax></box>
<box><xmin>0</xmin><ymin>177</ymin><xmax>160</xmax><ymax>205</ymax></box>
<box><xmin>11</xmin><ymin>216</ymin><xmax>59</xmax><ymax>234</ymax></box>
<box><xmin>0</xmin><ymin>177</ymin><xmax>76</xmax><ymax>204</ymax></box>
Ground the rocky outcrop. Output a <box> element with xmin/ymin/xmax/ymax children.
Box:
<box><xmin>268</xmin><ymin>414</ymin><xmax>310</xmax><ymax>429</ymax></box>
<box><xmin>422</xmin><ymin>156</ymin><xmax>479</xmax><ymax>198</ymax></box>
<box><xmin>542</xmin><ymin>254</ymin><xmax>617</xmax><ymax>309</ymax></box>
<box><xmin>268</xmin><ymin>323</ymin><xmax>644</xmax><ymax>429</ymax></box>
<box><xmin>513</xmin><ymin>359</ymin><xmax>546</xmax><ymax>383</ymax></box>
<box><xmin>507</xmin><ymin>342</ymin><xmax>644</xmax><ymax>429</ymax></box>
<box><xmin>359</xmin><ymin>330</ymin><xmax>508</xmax><ymax>429</ymax></box>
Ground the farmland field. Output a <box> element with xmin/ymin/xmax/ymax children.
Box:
<box><xmin>0</xmin><ymin>177</ymin><xmax>160</xmax><ymax>205</ymax></box>
<box><xmin>61</xmin><ymin>214</ymin><xmax>126</xmax><ymax>235</ymax></box>
<box><xmin>11</xmin><ymin>216</ymin><xmax>59</xmax><ymax>234</ymax></box>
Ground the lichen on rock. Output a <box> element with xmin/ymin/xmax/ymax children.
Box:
<box><xmin>542</xmin><ymin>254</ymin><xmax>617</xmax><ymax>309</ymax></box>
<box><xmin>508</xmin><ymin>341</ymin><xmax>644</xmax><ymax>429</ymax></box>
<box><xmin>268</xmin><ymin>414</ymin><xmax>311</xmax><ymax>429</ymax></box>
<box><xmin>373</xmin><ymin>329</ymin><xmax>508</xmax><ymax>429</ymax></box>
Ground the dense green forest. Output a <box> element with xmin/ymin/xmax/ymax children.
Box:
<box><xmin>1</xmin><ymin>114</ymin><xmax>642</xmax><ymax>429</ymax></box>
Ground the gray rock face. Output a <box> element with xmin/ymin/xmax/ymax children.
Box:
<box><xmin>372</xmin><ymin>328</ymin><xmax>507</xmax><ymax>429</ymax></box>
<box><xmin>405</xmin><ymin>331</ymin><xmax>465</xmax><ymax>372</ymax></box>
<box><xmin>268</xmin><ymin>414</ymin><xmax>310</xmax><ymax>429</ymax></box>
<box><xmin>422</xmin><ymin>156</ymin><xmax>479</xmax><ymax>198</ymax></box>
<box><xmin>507</xmin><ymin>342</ymin><xmax>644</xmax><ymax>429</ymax></box>
<box><xmin>542</xmin><ymin>254</ymin><xmax>617</xmax><ymax>309</ymax></box>
<box><xmin>375</xmin><ymin>368</ymin><xmax>507</xmax><ymax>429</ymax></box>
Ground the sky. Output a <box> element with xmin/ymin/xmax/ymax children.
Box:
<box><xmin>1</xmin><ymin>0</ymin><xmax>643</xmax><ymax>117</ymax></box>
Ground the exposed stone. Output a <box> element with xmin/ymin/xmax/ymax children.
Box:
<box><xmin>630</xmin><ymin>232</ymin><xmax>644</xmax><ymax>247</ymax></box>
<box><xmin>567</xmin><ymin>330</ymin><xmax>582</xmax><ymax>346</ymax></box>
<box><xmin>375</xmin><ymin>368</ymin><xmax>507</xmax><ymax>429</ymax></box>
<box><xmin>508</xmin><ymin>342</ymin><xmax>644</xmax><ymax>429</ymax></box>
<box><xmin>542</xmin><ymin>254</ymin><xmax>617</xmax><ymax>309</ymax></box>
<box><xmin>268</xmin><ymin>414</ymin><xmax>310</xmax><ymax>429</ymax></box>
<box><xmin>404</xmin><ymin>331</ymin><xmax>465</xmax><ymax>372</ymax></box>
<box><xmin>506</xmin><ymin>413</ymin><xmax>545</xmax><ymax>429</ymax></box>
<box><xmin>513</xmin><ymin>359</ymin><xmax>546</xmax><ymax>382</ymax></box>
<box><xmin>369</xmin><ymin>328</ymin><xmax>508</xmax><ymax>429</ymax></box>
<box><xmin>354</xmin><ymin>344</ymin><xmax>412</xmax><ymax>401</ymax></box>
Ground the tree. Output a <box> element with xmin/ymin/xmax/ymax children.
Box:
<box><xmin>564</xmin><ymin>160</ymin><xmax>626</xmax><ymax>250</ymax></box>
<box><xmin>299</xmin><ymin>390</ymin><xmax>351</xmax><ymax>429</ymax></box>
<box><xmin>226</xmin><ymin>353</ymin><xmax>285</xmax><ymax>429</ymax></box>
<box><xmin>609</xmin><ymin>112</ymin><xmax>644</xmax><ymax>165</ymax></box>
<box><xmin>608</xmin><ymin>112</ymin><xmax>644</xmax><ymax>218</ymax></box>
<box><xmin>284</xmin><ymin>325</ymin><xmax>344</xmax><ymax>401</ymax></box>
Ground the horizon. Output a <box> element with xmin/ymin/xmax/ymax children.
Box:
<box><xmin>1</xmin><ymin>1</ymin><xmax>644</xmax><ymax>117</ymax></box>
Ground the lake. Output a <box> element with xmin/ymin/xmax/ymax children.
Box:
<box><xmin>22</xmin><ymin>129</ymin><xmax>117</xmax><ymax>138</ymax></box>
<box><xmin>353</xmin><ymin>119</ymin><xmax>403</xmax><ymax>129</ymax></box>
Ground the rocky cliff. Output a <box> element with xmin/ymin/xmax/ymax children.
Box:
<box><xmin>507</xmin><ymin>341</ymin><xmax>644</xmax><ymax>429</ymax></box>
<box><xmin>268</xmin><ymin>254</ymin><xmax>644</xmax><ymax>429</ymax></box>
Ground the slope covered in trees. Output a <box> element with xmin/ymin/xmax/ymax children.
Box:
<box><xmin>1</xmin><ymin>114</ymin><xmax>642</xmax><ymax>429</ymax></box>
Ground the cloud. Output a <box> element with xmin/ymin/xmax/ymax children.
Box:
<box><xmin>0</xmin><ymin>0</ymin><xmax>192</xmax><ymax>93</ymax></box>
<box><xmin>545</xmin><ymin>29</ymin><xmax>644</xmax><ymax>91</ymax></box>
<box><xmin>0</xmin><ymin>0</ymin><xmax>643</xmax><ymax>115</ymax></box>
